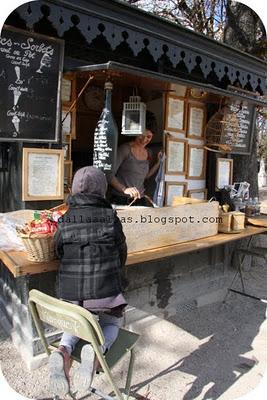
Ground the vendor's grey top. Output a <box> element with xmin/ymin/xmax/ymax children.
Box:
<box><xmin>108</xmin><ymin>143</ymin><xmax>150</xmax><ymax>196</ymax></box>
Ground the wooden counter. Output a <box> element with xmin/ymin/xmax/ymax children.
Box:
<box><xmin>1</xmin><ymin>225</ymin><xmax>267</xmax><ymax>278</ymax></box>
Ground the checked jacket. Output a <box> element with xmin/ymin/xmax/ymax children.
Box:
<box><xmin>54</xmin><ymin>193</ymin><xmax>127</xmax><ymax>301</ymax></box>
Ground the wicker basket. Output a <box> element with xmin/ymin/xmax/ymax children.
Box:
<box><xmin>18</xmin><ymin>233</ymin><xmax>56</xmax><ymax>262</ymax></box>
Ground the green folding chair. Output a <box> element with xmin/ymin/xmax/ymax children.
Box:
<box><xmin>28</xmin><ymin>289</ymin><xmax>139</xmax><ymax>400</ymax></box>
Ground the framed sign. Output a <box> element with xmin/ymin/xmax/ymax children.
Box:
<box><xmin>165</xmin><ymin>182</ymin><xmax>188</xmax><ymax>206</ymax></box>
<box><xmin>187</xmin><ymin>103</ymin><xmax>206</xmax><ymax>139</ymax></box>
<box><xmin>61</xmin><ymin>74</ymin><xmax>76</xmax><ymax>105</ymax></box>
<box><xmin>165</xmin><ymin>95</ymin><xmax>186</xmax><ymax>133</ymax></box>
<box><xmin>62</xmin><ymin>108</ymin><xmax>76</xmax><ymax>139</ymax></box>
<box><xmin>216</xmin><ymin>158</ymin><xmax>233</xmax><ymax>189</ymax></box>
<box><xmin>62</xmin><ymin>111</ymin><xmax>72</xmax><ymax>135</ymax></box>
<box><xmin>188</xmin><ymin>188</ymin><xmax>207</xmax><ymax>200</ymax></box>
<box><xmin>62</xmin><ymin>78</ymin><xmax>72</xmax><ymax>103</ymax></box>
<box><xmin>187</xmin><ymin>145</ymin><xmax>206</xmax><ymax>179</ymax></box>
<box><xmin>22</xmin><ymin>148</ymin><xmax>64</xmax><ymax>201</ymax></box>
<box><xmin>166</xmin><ymin>137</ymin><xmax>187</xmax><ymax>175</ymax></box>
<box><xmin>0</xmin><ymin>25</ymin><xmax>64</xmax><ymax>142</ymax></box>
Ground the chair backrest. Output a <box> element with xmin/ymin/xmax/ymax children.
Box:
<box><xmin>28</xmin><ymin>289</ymin><xmax>105</xmax><ymax>354</ymax></box>
<box><xmin>29</xmin><ymin>289</ymin><xmax>137</xmax><ymax>400</ymax></box>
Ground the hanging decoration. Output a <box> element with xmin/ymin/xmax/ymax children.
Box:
<box><xmin>205</xmin><ymin>103</ymin><xmax>241</xmax><ymax>153</ymax></box>
<box><xmin>121</xmin><ymin>95</ymin><xmax>146</xmax><ymax>135</ymax></box>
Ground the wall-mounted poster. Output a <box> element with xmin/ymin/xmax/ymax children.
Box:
<box><xmin>216</xmin><ymin>158</ymin><xmax>233</xmax><ymax>189</ymax></box>
<box><xmin>165</xmin><ymin>95</ymin><xmax>186</xmax><ymax>133</ymax></box>
<box><xmin>62</xmin><ymin>111</ymin><xmax>72</xmax><ymax>135</ymax></box>
<box><xmin>61</xmin><ymin>78</ymin><xmax>72</xmax><ymax>103</ymax></box>
<box><xmin>188</xmin><ymin>188</ymin><xmax>207</xmax><ymax>200</ymax></box>
<box><xmin>0</xmin><ymin>25</ymin><xmax>64</xmax><ymax>142</ymax></box>
<box><xmin>187</xmin><ymin>145</ymin><xmax>206</xmax><ymax>179</ymax></box>
<box><xmin>187</xmin><ymin>103</ymin><xmax>206</xmax><ymax>139</ymax></box>
<box><xmin>165</xmin><ymin>182</ymin><xmax>188</xmax><ymax>206</ymax></box>
<box><xmin>62</xmin><ymin>108</ymin><xmax>76</xmax><ymax>139</ymax></box>
<box><xmin>22</xmin><ymin>148</ymin><xmax>64</xmax><ymax>201</ymax></box>
<box><xmin>166</xmin><ymin>137</ymin><xmax>187</xmax><ymax>175</ymax></box>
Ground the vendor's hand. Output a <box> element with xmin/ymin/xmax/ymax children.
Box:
<box><xmin>157</xmin><ymin>150</ymin><xmax>163</xmax><ymax>161</ymax></box>
<box><xmin>123</xmin><ymin>187</ymin><xmax>141</xmax><ymax>199</ymax></box>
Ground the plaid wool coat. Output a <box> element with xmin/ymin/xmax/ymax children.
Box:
<box><xmin>54</xmin><ymin>193</ymin><xmax>127</xmax><ymax>301</ymax></box>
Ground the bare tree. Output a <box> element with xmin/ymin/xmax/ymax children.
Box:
<box><xmin>124</xmin><ymin>0</ymin><xmax>266</xmax><ymax>197</ymax></box>
<box><xmin>224</xmin><ymin>1</ymin><xmax>266</xmax><ymax>197</ymax></box>
<box><xmin>124</xmin><ymin>0</ymin><xmax>227</xmax><ymax>40</ymax></box>
<box><xmin>224</xmin><ymin>1</ymin><xmax>266</xmax><ymax>57</ymax></box>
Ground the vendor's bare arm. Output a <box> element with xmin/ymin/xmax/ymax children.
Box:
<box><xmin>110</xmin><ymin>176</ymin><xmax>127</xmax><ymax>193</ymax></box>
<box><xmin>110</xmin><ymin>177</ymin><xmax>140</xmax><ymax>198</ymax></box>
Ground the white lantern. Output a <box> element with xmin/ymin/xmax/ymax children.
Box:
<box><xmin>121</xmin><ymin>96</ymin><xmax>146</xmax><ymax>135</ymax></box>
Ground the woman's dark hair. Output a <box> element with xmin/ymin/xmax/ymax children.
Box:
<box><xmin>146</xmin><ymin>110</ymin><xmax>157</xmax><ymax>134</ymax></box>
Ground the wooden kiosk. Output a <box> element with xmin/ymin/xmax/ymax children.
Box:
<box><xmin>0</xmin><ymin>0</ymin><xmax>267</xmax><ymax>368</ymax></box>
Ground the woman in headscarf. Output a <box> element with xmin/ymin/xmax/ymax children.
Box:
<box><xmin>49</xmin><ymin>166</ymin><xmax>127</xmax><ymax>396</ymax></box>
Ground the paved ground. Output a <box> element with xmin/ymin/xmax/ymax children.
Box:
<box><xmin>1</xmin><ymin>285</ymin><xmax>267</xmax><ymax>400</ymax></box>
<box><xmin>1</xmin><ymin>188</ymin><xmax>267</xmax><ymax>400</ymax></box>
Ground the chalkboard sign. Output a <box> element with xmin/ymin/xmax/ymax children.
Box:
<box><xmin>0</xmin><ymin>25</ymin><xmax>64</xmax><ymax>142</ymax></box>
<box><xmin>223</xmin><ymin>101</ymin><xmax>256</xmax><ymax>155</ymax></box>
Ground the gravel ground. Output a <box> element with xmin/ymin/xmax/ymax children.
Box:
<box><xmin>1</xmin><ymin>188</ymin><xmax>267</xmax><ymax>400</ymax></box>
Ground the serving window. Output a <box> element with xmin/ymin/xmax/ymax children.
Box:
<box><xmin>61</xmin><ymin>65</ymin><xmax>242</xmax><ymax>207</ymax></box>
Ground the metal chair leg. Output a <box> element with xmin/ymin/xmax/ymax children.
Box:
<box><xmin>125</xmin><ymin>349</ymin><xmax>135</xmax><ymax>399</ymax></box>
<box><xmin>223</xmin><ymin>269</ymin><xmax>239</xmax><ymax>303</ymax></box>
<box><xmin>237</xmin><ymin>252</ymin><xmax>246</xmax><ymax>293</ymax></box>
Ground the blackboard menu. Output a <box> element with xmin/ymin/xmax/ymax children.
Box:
<box><xmin>0</xmin><ymin>25</ymin><xmax>64</xmax><ymax>142</ymax></box>
<box><xmin>223</xmin><ymin>101</ymin><xmax>255</xmax><ymax>155</ymax></box>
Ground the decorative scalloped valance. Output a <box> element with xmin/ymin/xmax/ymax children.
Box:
<box><xmin>6</xmin><ymin>0</ymin><xmax>266</xmax><ymax>95</ymax></box>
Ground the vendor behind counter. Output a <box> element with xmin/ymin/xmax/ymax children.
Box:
<box><xmin>107</xmin><ymin>129</ymin><xmax>161</xmax><ymax>206</ymax></box>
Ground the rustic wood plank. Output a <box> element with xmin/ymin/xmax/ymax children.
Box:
<box><xmin>1</xmin><ymin>226</ymin><xmax>267</xmax><ymax>277</ymax></box>
<box><xmin>0</xmin><ymin>250</ymin><xmax>59</xmax><ymax>277</ymax></box>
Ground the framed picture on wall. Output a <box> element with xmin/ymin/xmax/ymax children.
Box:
<box><xmin>62</xmin><ymin>110</ymin><xmax>72</xmax><ymax>135</ymax></box>
<box><xmin>22</xmin><ymin>148</ymin><xmax>64</xmax><ymax>201</ymax></box>
<box><xmin>165</xmin><ymin>136</ymin><xmax>187</xmax><ymax>175</ymax></box>
<box><xmin>187</xmin><ymin>145</ymin><xmax>206</xmax><ymax>179</ymax></box>
<box><xmin>165</xmin><ymin>182</ymin><xmax>188</xmax><ymax>206</ymax></box>
<box><xmin>62</xmin><ymin>108</ymin><xmax>76</xmax><ymax>139</ymax></box>
<box><xmin>165</xmin><ymin>95</ymin><xmax>186</xmax><ymax>133</ymax></box>
<box><xmin>62</xmin><ymin>78</ymin><xmax>72</xmax><ymax>103</ymax></box>
<box><xmin>187</xmin><ymin>103</ymin><xmax>206</xmax><ymax>139</ymax></box>
<box><xmin>61</xmin><ymin>74</ymin><xmax>76</xmax><ymax>106</ymax></box>
<box><xmin>187</xmin><ymin>188</ymin><xmax>207</xmax><ymax>200</ymax></box>
<box><xmin>216</xmin><ymin>158</ymin><xmax>233</xmax><ymax>189</ymax></box>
